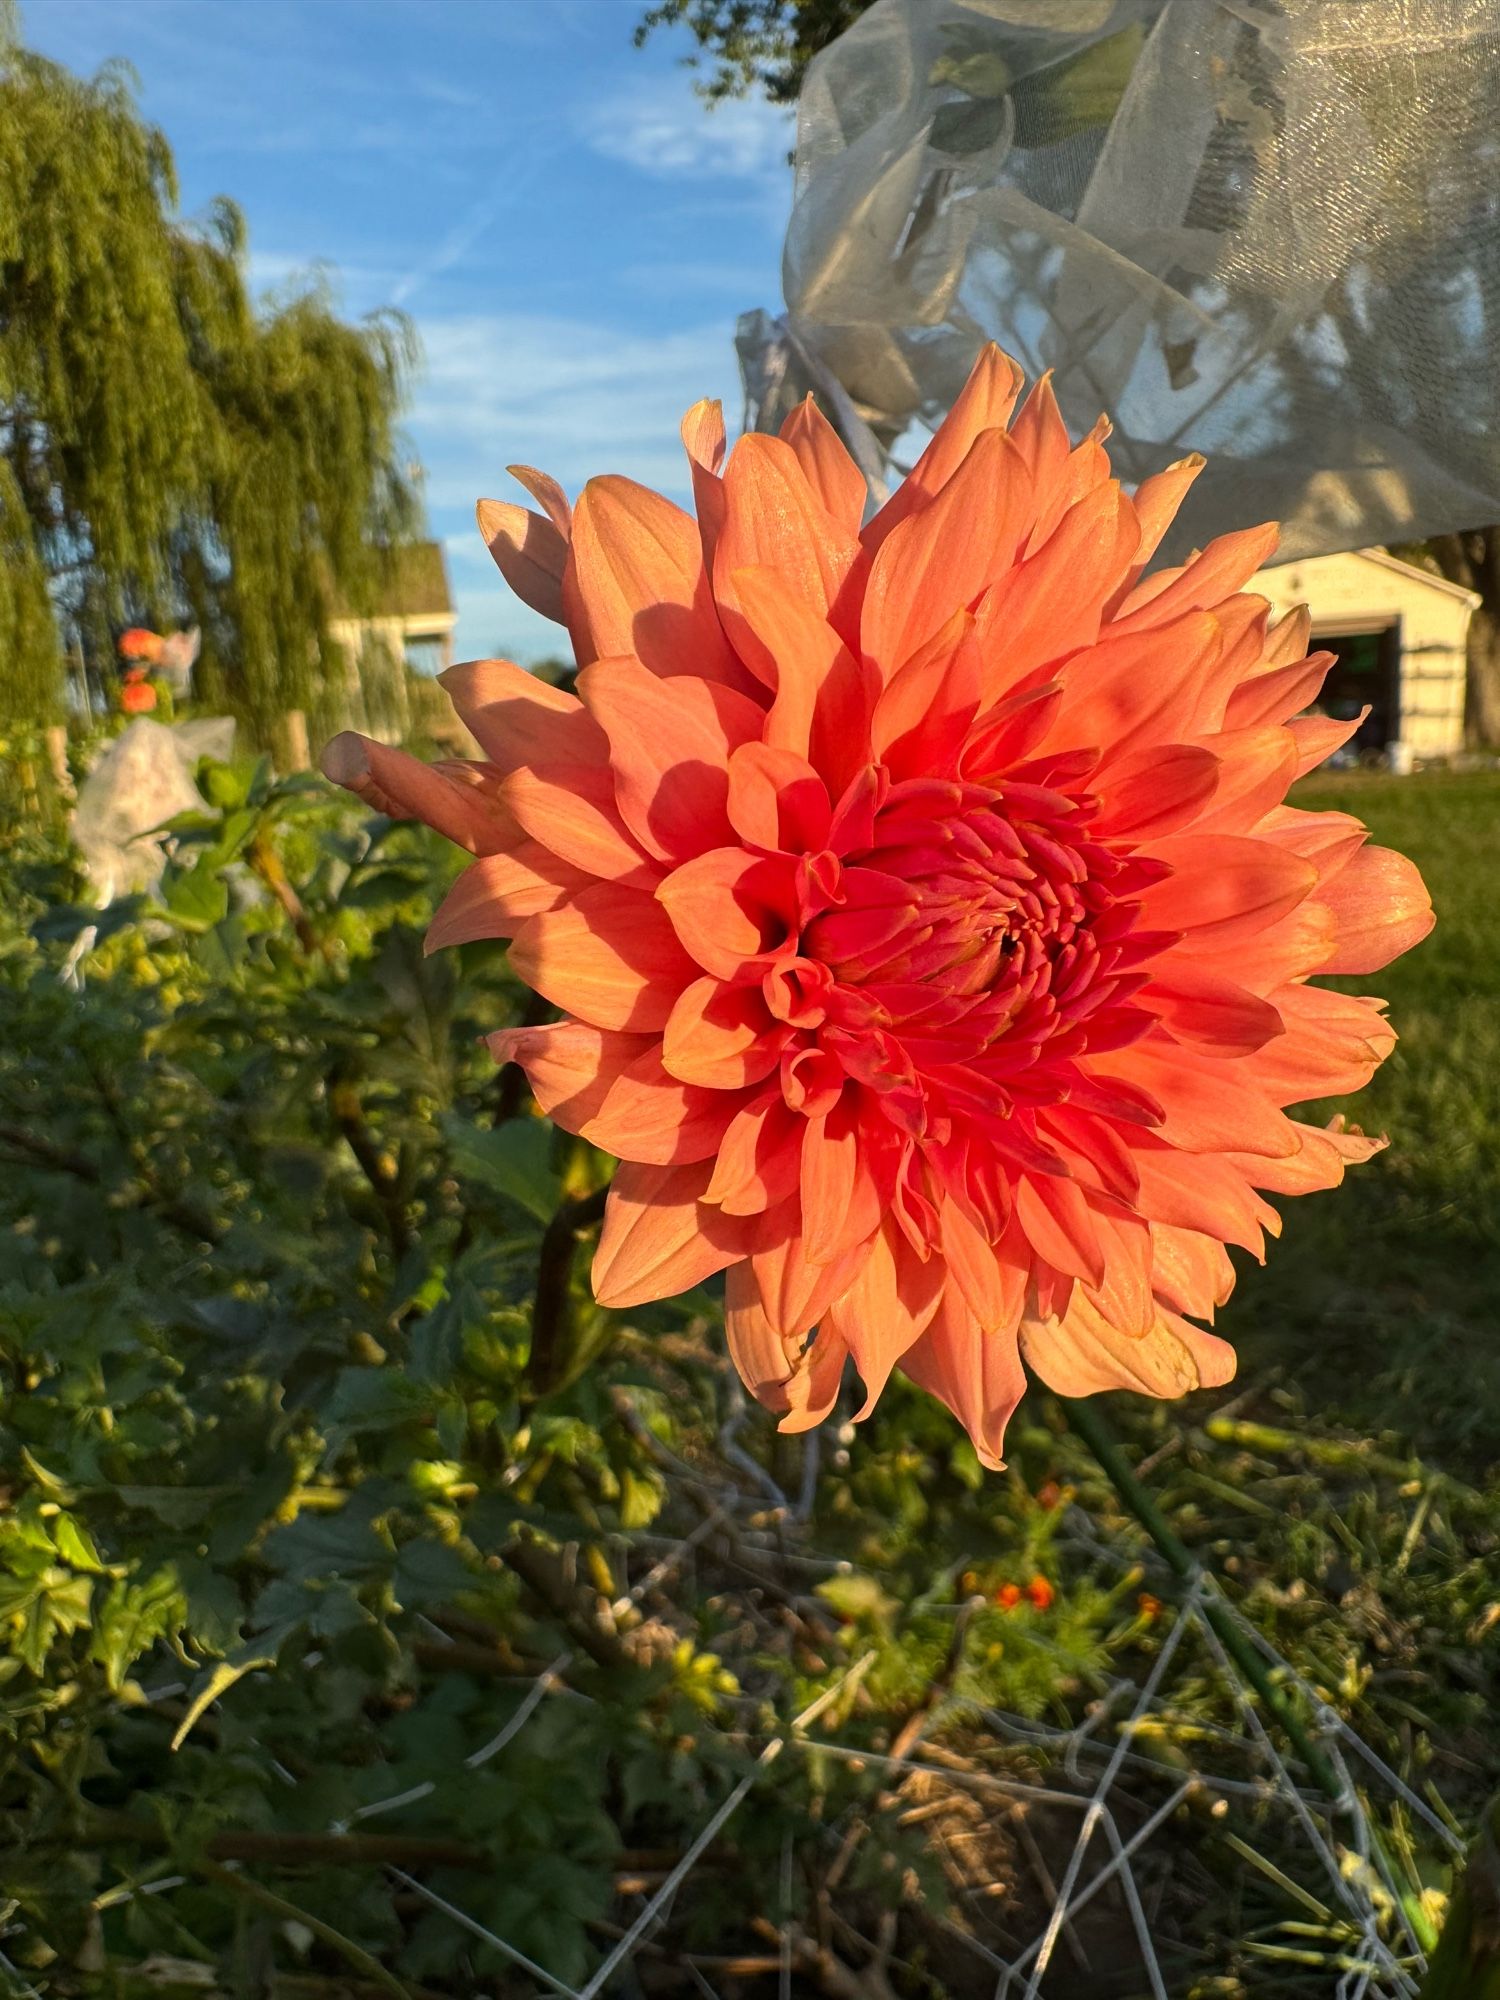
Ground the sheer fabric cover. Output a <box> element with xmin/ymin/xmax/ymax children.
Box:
<box><xmin>752</xmin><ymin>0</ymin><xmax>1500</xmax><ymax>558</ymax></box>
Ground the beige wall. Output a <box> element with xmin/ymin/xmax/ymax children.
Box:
<box><xmin>1251</xmin><ymin>550</ymin><xmax>1474</xmax><ymax>759</ymax></box>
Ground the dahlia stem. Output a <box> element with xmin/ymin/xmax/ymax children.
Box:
<box><xmin>525</xmin><ymin>1183</ymin><xmax>608</xmax><ymax>1397</ymax></box>
<box><xmin>1057</xmin><ymin>1395</ymin><xmax>1345</xmax><ymax>1803</ymax></box>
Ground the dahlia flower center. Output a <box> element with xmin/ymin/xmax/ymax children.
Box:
<box><xmin>800</xmin><ymin>774</ymin><xmax>1127</xmax><ymax>1071</ymax></box>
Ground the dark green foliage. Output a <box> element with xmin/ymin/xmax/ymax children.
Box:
<box><xmin>634</xmin><ymin>0</ymin><xmax>870</xmax><ymax>103</ymax></box>
<box><xmin>0</xmin><ymin>14</ymin><xmax>419</xmax><ymax>738</ymax></box>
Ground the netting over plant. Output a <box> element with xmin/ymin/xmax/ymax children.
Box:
<box><xmin>748</xmin><ymin>0</ymin><xmax>1500</xmax><ymax>563</ymax></box>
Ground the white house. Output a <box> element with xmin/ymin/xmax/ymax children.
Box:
<box><xmin>1250</xmin><ymin>548</ymin><xmax>1476</xmax><ymax>763</ymax></box>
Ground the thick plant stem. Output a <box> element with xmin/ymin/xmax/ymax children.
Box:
<box><xmin>525</xmin><ymin>1183</ymin><xmax>608</xmax><ymax>1396</ymax></box>
<box><xmin>1058</xmin><ymin>1394</ymin><xmax>1345</xmax><ymax>1801</ymax></box>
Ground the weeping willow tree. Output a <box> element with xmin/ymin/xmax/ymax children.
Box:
<box><xmin>0</xmin><ymin>5</ymin><xmax>420</xmax><ymax>741</ymax></box>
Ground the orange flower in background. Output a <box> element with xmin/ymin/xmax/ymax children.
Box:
<box><xmin>322</xmin><ymin>345</ymin><xmax>1432</xmax><ymax>1469</ymax></box>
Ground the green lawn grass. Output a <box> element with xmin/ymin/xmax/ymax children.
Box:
<box><xmin>1216</xmin><ymin>769</ymin><xmax>1500</xmax><ymax>1469</ymax></box>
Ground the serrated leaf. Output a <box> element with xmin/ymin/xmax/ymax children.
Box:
<box><xmin>441</xmin><ymin>1115</ymin><xmax>559</xmax><ymax>1224</ymax></box>
<box><xmin>171</xmin><ymin>1627</ymin><xmax>293</xmax><ymax>1750</ymax></box>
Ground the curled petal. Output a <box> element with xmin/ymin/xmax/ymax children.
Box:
<box><xmin>1314</xmin><ymin>845</ymin><xmax>1434</xmax><ymax>974</ymax></box>
<box><xmin>1021</xmin><ymin>1292</ymin><xmax>1236</xmax><ymax>1398</ymax></box>
<box><xmin>487</xmin><ymin>1021</ymin><xmax>650</xmax><ymax>1131</ymax></box>
<box><xmin>321</xmin><ymin>733</ymin><xmax>514</xmax><ymax>855</ymax></box>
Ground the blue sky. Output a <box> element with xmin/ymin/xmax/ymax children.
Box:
<box><xmin>26</xmin><ymin>0</ymin><xmax>794</xmax><ymax>665</ymax></box>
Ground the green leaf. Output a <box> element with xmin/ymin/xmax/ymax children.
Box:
<box><xmin>161</xmin><ymin>859</ymin><xmax>230</xmax><ymax>930</ymax></box>
<box><xmin>51</xmin><ymin>1514</ymin><xmax>106</xmax><ymax>1573</ymax></box>
<box><xmin>441</xmin><ymin>1114</ymin><xmax>560</xmax><ymax>1224</ymax></box>
<box><xmin>171</xmin><ymin>1628</ymin><xmax>292</xmax><ymax>1750</ymax></box>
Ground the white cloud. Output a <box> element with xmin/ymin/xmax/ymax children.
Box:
<box><xmin>412</xmin><ymin>310</ymin><xmax>749</xmax><ymax>506</ymax></box>
<box><xmin>583</xmin><ymin>78</ymin><xmax>794</xmax><ymax>183</ymax></box>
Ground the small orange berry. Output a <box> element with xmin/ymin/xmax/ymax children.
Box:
<box><xmin>995</xmin><ymin>1583</ymin><xmax>1023</xmax><ymax>1610</ymax></box>
<box><xmin>1026</xmin><ymin>1575</ymin><xmax>1055</xmax><ymax>1611</ymax></box>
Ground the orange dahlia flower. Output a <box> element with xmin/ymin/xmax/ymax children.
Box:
<box><xmin>323</xmin><ymin>346</ymin><xmax>1432</xmax><ymax>1468</ymax></box>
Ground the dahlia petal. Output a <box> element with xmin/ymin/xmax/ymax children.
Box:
<box><xmin>799</xmin><ymin>1099</ymin><xmax>878</xmax><ymax>1265</ymax></box>
<box><xmin>1112</xmin><ymin>523</ymin><xmax>1281</xmax><ymax>632</ymax></box>
<box><xmin>725</xmin><ymin>567</ymin><xmax>879</xmax><ymax>790</ymax></box>
<box><xmin>716</xmin><ymin>434</ymin><xmax>861</xmax><ymax>629</ymax></box>
<box><xmin>1288</xmin><ymin>709</ymin><xmax>1367</xmax><ymax>777</ymax></box>
<box><xmin>508</xmin><ymin>885</ymin><xmax>697</xmax><ymax>1032</ymax></box>
<box><xmin>426</xmin><ymin>844</ymin><xmax>589</xmax><ymax>949</ymax></box>
<box><xmin>940</xmin><ymin>1197</ymin><xmax>1026</xmax><ymax>1333</ymax></box>
<box><xmin>568</xmin><ymin>474</ymin><xmax>747</xmax><ymax>689</ymax></box>
<box><xmin>1008</xmin><ymin>373</ymin><xmax>1071</xmax><ymax>496</ymax></box>
<box><xmin>705</xmin><ymin>1095</ymin><xmax>803</xmax><ymax>1214</ymax></box>
<box><xmin>724</xmin><ymin>1261</ymin><xmax>848</xmax><ymax>1426</ymax></box>
<box><xmin>1021</xmin><ymin>1293</ymin><xmax>1236</xmax><ymax>1398</ymax></box>
<box><xmin>1240</xmin><ymin>985</ymin><xmax>1395</xmax><ymax>1101</ymax></box>
<box><xmin>961</xmin><ymin>684</ymin><xmax>1065</xmax><ymax>779</ymax></box>
<box><xmin>1136</xmin><ymin>835</ymin><xmax>1317</xmax><ymax>944</ymax></box>
<box><xmin>576</xmin><ymin>655</ymin><xmax>761</xmax><ymax>862</ymax></box>
<box><xmin>1189</xmin><ymin>725</ymin><xmax>1298</xmax><ymax>834</ymax></box>
<box><xmin>583</xmin><ymin>1043</ymin><xmax>749</xmax><ymax>1166</ymax></box>
<box><xmin>1136</xmin><ymin>965</ymin><xmax>1285</xmax><ymax>1055</ymax></box>
<box><xmin>1255</xmin><ymin>805</ymin><xmax>1370</xmax><ymax>878</ymax></box>
<box><xmin>1027</xmin><ymin>415</ymin><xmax>1117</xmax><ymax>550</ymax></box>
<box><xmin>1149</xmin><ymin>1222</ymin><xmax>1237</xmax><ymax>1318</ymax></box>
<box><xmin>321</xmin><ymin>733</ymin><xmax>514</xmax><ymax>856</ymax></box>
<box><xmin>592</xmin><ymin>1159</ymin><xmax>748</xmax><ymax>1309</ymax></box>
<box><xmin>1081</xmin><ymin>1207</ymin><xmax>1156</xmax><ymax>1337</ymax></box>
<box><xmin>726</xmin><ymin>742</ymin><xmax>832</xmax><ymax>853</ymax></box>
<box><xmin>1034</xmin><ymin>1105</ymin><xmax>1141</xmax><ymax>1201</ymax></box>
<box><xmin>1261</xmin><ymin>604</ymin><xmax>1312</xmax><ymax>669</ymax></box>
<box><xmin>1224</xmin><ymin>649</ymin><xmax>1333</xmax><ymax>730</ymax></box>
<box><xmin>861</xmin><ymin>427</ymin><xmax>1031</xmax><ymax>676</ymax></box>
<box><xmin>751</xmin><ymin>1212</ymin><xmax>877</xmax><ymax>1340</ymax></box>
<box><xmin>506</xmin><ymin>464</ymin><xmax>571</xmax><ymax>536</ymax></box>
<box><xmin>1315</xmin><ymin>845</ymin><xmax>1434</xmax><ymax>973</ymax></box>
<box><xmin>1014</xmin><ymin>1173</ymin><xmax>1107</xmax><ymax>1287</ymax></box>
<box><xmin>661</xmin><ymin>976</ymin><xmax>786</xmax><ymax>1088</ymax></box>
<box><xmin>973</xmin><ymin>480</ymin><xmax>1141</xmax><ymax>690</ymax></box>
<box><xmin>680</xmin><ymin>398</ymin><xmax>729</xmax><ymax>570</ymax></box>
<box><xmin>871</xmin><ymin>613</ymin><xmax>983</xmax><ymax>778</ymax></box>
<box><xmin>1231</xmin><ymin>1117</ymin><xmax>1386</xmax><ymax>1194</ymax></box>
<box><xmin>502</xmin><ymin>762</ymin><xmax>657</xmax><ymax>887</ymax></box>
<box><xmin>1090</xmin><ymin>743</ymin><xmax>1221</xmax><ymax>838</ymax></box>
<box><xmin>1185</xmin><ymin>901</ymin><xmax>1337</xmax><ymax>995</ymax></box>
<box><xmin>863</xmin><ymin>342</ymin><xmax>1023</xmax><ymax>553</ymax></box>
<box><xmin>823</xmin><ymin>1220</ymin><xmax>945</xmax><ymax>1414</ymax></box>
<box><xmin>1048</xmin><ymin>611</ymin><xmax>1223</xmax><ymax>756</ymax></box>
<box><xmin>899</xmin><ymin>1289</ymin><xmax>1027</xmax><ymax>1470</ymax></box>
<box><xmin>657</xmin><ymin>848</ymin><xmax>798</xmax><ymax>980</ymax></box>
<box><xmin>780</xmin><ymin>396</ymin><xmax>867</xmax><ymax>532</ymax></box>
<box><xmin>1107</xmin><ymin>1044</ymin><xmax>1297</xmax><ymax>1158</ymax></box>
<box><xmin>1129</xmin><ymin>454</ymin><xmax>1205</xmax><ymax>569</ymax></box>
<box><xmin>476</xmin><ymin>498</ymin><xmax>567</xmax><ymax>624</ymax></box>
<box><xmin>487</xmin><ymin>1021</ymin><xmax>650</xmax><ymax>1131</ymax></box>
<box><xmin>439</xmin><ymin>659</ymin><xmax>601</xmax><ymax>773</ymax></box>
<box><xmin>1128</xmin><ymin>1144</ymin><xmax>1277</xmax><ymax>1255</ymax></box>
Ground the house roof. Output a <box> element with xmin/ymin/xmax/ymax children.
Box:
<box><xmin>330</xmin><ymin>541</ymin><xmax>454</xmax><ymax>621</ymax></box>
<box><xmin>1351</xmin><ymin>547</ymin><xmax>1482</xmax><ymax>608</ymax></box>
<box><xmin>371</xmin><ymin>540</ymin><xmax>453</xmax><ymax>618</ymax></box>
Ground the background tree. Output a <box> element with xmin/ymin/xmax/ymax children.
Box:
<box><xmin>634</xmin><ymin>0</ymin><xmax>864</xmax><ymax>102</ymax></box>
<box><xmin>0</xmin><ymin>6</ymin><xmax>420</xmax><ymax>743</ymax></box>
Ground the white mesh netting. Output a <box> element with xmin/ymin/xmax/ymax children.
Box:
<box><xmin>742</xmin><ymin>0</ymin><xmax>1500</xmax><ymax>561</ymax></box>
